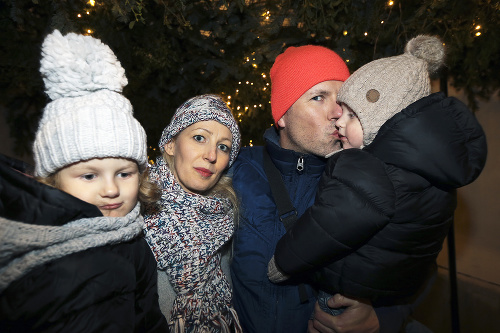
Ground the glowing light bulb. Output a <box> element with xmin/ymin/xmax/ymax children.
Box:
<box><xmin>343</xmin><ymin>30</ymin><xmax>348</xmax><ymax>36</ymax></box>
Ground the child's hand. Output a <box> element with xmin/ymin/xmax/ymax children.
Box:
<box><xmin>267</xmin><ymin>256</ymin><xmax>290</xmax><ymax>283</ymax></box>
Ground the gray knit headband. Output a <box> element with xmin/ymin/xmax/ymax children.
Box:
<box><xmin>158</xmin><ymin>94</ymin><xmax>241</xmax><ymax>167</ymax></box>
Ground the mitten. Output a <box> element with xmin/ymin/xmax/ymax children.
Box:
<box><xmin>267</xmin><ymin>256</ymin><xmax>290</xmax><ymax>283</ymax></box>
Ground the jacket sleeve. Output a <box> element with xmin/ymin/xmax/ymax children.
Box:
<box><xmin>275</xmin><ymin>149</ymin><xmax>396</xmax><ymax>275</ymax></box>
<box><xmin>134</xmin><ymin>238</ymin><xmax>169</xmax><ymax>332</ymax></box>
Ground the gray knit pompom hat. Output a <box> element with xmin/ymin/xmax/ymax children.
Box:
<box><xmin>158</xmin><ymin>94</ymin><xmax>241</xmax><ymax>167</ymax></box>
<box><xmin>337</xmin><ymin>35</ymin><xmax>446</xmax><ymax>146</ymax></box>
<box><xmin>33</xmin><ymin>30</ymin><xmax>147</xmax><ymax>177</ymax></box>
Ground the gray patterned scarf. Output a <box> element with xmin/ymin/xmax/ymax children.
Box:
<box><xmin>143</xmin><ymin>157</ymin><xmax>241</xmax><ymax>333</ymax></box>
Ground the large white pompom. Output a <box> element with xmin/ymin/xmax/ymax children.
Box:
<box><xmin>404</xmin><ymin>35</ymin><xmax>445</xmax><ymax>76</ymax></box>
<box><xmin>40</xmin><ymin>30</ymin><xmax>128</xmax><ymax>100</ymax></box>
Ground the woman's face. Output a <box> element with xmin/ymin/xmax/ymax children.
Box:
<box><xmin>165</xmin><ymin>120</ymin><xmax>232</xmax><ymax>194</ymax></box>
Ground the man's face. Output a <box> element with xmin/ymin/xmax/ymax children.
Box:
<box><xmin>277</xmin><ymin>80</ymin><xmax>343</xmax><ymax>157</ymax></box>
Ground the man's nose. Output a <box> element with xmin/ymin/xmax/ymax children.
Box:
<box><xmin>328</xmin><ymin>102</ymin><xmax>343</xmax><ymax>120</ymax></box>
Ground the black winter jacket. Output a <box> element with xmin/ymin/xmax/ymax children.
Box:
<box><xmin>274</xmin><ymin>93</ymin><xmax>487</xmax><ymax>303</ymax></box>
<box><xmin>0</xmin><ymin>154</ymin><xmax>168</xmax><ymax>332</ymax></box>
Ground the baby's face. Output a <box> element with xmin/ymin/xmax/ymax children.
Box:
<box><xmin>335</xmin><ymin>104</ymin><xmax>364</xmax><ymax>149</ymax></box>
<box><xmin>56</xmin><ymin>158</ymin><xmax>140</xmax><ymax>217</ymax></box>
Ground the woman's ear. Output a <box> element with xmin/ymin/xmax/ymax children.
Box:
<box><xmin>164</xmin><ymin>142</ymin><xmax>175</xmax><ymax>156</ymax></box>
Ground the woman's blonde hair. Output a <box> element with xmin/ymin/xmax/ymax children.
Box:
<box><xmin>162</xmin><ymin>150</ymin><xmax>239</xmax><ymax>222</ymax></box>
<box><xmin>36</xmin><ymin>162</ymin><xmax>160</xmax><ymax>214</ymax></box>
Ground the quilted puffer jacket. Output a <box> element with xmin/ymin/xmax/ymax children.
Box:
<box><xmin>0</xmin><ymin>154</ymin><xmax>168</xmax><ymax>332</ymax></box>
<box><xmin>274</xmin><ymin>93</ymin><xmax>487</xmax><ymax>303</ymax></box>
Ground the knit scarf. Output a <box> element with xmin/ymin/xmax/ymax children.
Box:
<box><xmin>143</xmin><ymin>157</ymin><xmax>241</xmax><ymax>333</ymax></box>
<box><xmin>0</xmin><ymin>203</ymin><xmax>143</xmax><ymax>293</ymax></box>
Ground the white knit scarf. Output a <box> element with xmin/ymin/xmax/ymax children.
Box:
<box><xmin>0</xmin><ymin>203</ymin><xmax>143</xmax><ymax>293</ymax></box>
<box><xmin>143</xmin><ymin>158</ymin><xmax>241</xmax><ymax>333</ymax></box>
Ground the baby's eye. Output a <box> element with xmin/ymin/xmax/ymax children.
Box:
<box><xmin>193</xmin><ymin>135</ymin><xmax>205</xmax><ymax>142</ymax></box>
<box><xmin>348</xmin><ymin>112</ymin><xmax>357</xmax><ymax>119</ymax></box>
<box><xmin>81</xmin><ymin>174</ymin><xmax>96</xmax><ymax>181</ymax></box>
<box><xmin>218</xmin><ymin>144</ymin><xmax>230</xmax><ymax>153</ymax></box>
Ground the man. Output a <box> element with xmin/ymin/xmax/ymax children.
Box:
<box><xmin>230</xmin><ymin>45</ymin><xmax>414</xmax><ymax>332</ymax></box>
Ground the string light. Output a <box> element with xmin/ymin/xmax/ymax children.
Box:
<box><xmin>388</xmin><ymin>1</ymin><xmax>394</xmax><ymax>6</ymax></box>
<box><xmin>88</xmin><ymin>0</ymin><xmax>95</xmax><ymax>5</ymax></box>
<box><xmin>343</xmin><ymin>30</ymin><xmax>348</xmax><ymax>36</ymax></box>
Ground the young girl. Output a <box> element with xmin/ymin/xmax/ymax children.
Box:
<box><xmin>268</xmin><ymin>36</ymin><xmax>487</xmax><ymax>314</ymax></box>
<box><xmin>0</xmin><ymin>30</ymin><xmax>167</xmax><ymax>332</ymax></box>
<box><xmin>143</xmin><ymin>94</ymin><xmax>242</xmax><ymax>332</ymax></box>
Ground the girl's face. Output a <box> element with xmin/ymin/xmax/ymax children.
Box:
<box><xmin>165</xmin><ymin>120</ymin><xmax>232</xmax><ymax>194</ymax></box>
<box><xmin>335</xmin><ymin>103</ymin><xmax>364</xmax><ymax>149</ymax></box>
<box><xmin>56</xmin><ymin>158</ymin><xmax>140</xmax><ymax>217</ymax></box>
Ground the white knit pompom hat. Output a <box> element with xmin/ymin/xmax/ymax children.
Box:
<box><xmin>337</xmin><ymin>35</ymin><xmax>446</xmax><ymax>146</ymax></box>
<box><xmin>33</xmin><ymin>30</ymin><xmax>147</xmax><ymax>177</ymax></box>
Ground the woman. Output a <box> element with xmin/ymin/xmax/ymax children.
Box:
<box><xmin>143</xmin><ymin>94</ymin><xmax>242</xmax><ymax>333</ymax></box>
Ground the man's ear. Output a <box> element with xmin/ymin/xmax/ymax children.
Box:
<box><xmin>164</xmin><ymin>142</ymin><xmax>175</xmax><ymax>156</ymax></box>
<box><xmin>277</xmin><ymin>116</ymin><xmax>286</xmax><ymax>128</ymax></box>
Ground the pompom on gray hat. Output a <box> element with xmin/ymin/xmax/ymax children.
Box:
<box><xmin>33</xmin><ymin>30</ymin><xmax>147</xmax><ymax>177</ymax></box>
<box><xmin>337</xmin><ymin>35</ymin><xmax>446</xmax><ymax>146</ymax></box>
<box><xmin>158</xmin><ymin>94</ymin><xmax>241</xmax><ymax>167</ymax></box>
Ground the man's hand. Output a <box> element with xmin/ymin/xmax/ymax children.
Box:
<box><xmin>308</xmin><ymin>294</ymin><xmax>379</xmax><ymax>333</ymax></box>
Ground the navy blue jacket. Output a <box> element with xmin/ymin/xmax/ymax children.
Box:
<box><xmin>275</xmin><ymin>93</ymin><xmax>487</xmax><ymax>302</ymax></box>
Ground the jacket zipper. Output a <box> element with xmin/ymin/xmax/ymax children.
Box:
<box><xmin>296</xmin><ymin>156</ymin><xmax>304</xmax><ymax>173</ymax></box>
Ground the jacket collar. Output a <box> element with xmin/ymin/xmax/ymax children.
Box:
<box><xmin>263</xmin><ymin>127</ymin><xmax>326</xmax><ymax>177</ymax></box>
<box><xmin>0</xmin><ymin>154</ymin><xmax>101</xmax><ymax>227</ymax></box>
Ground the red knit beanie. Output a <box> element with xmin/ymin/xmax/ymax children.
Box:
<box><xmin>270</xmin><ymin>45</ymin><xmax>350</xmax><ymax>124</ymax></box>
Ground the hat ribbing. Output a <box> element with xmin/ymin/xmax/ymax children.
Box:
<box><xmin>337</xmin><ymin>35</ymin><xmax>446</xmax><ymax>146</ymax></box>
<box><xmin>33</xmin><ymin>30</ymin><xmax>147</xmax><ymax>177</ymax></box>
